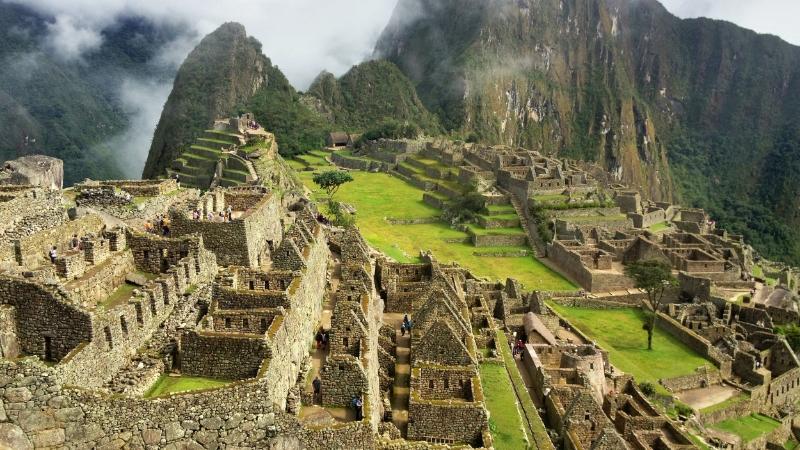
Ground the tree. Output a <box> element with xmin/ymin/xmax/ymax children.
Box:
<box><xmin>312</xmin><ymin>170</ymin><xmax>353</xmax><ymax>200</ymax></box>
<box><xmin>624</xmin><ymin>260</ymin><xmax>677</xmax><ymax>350</ymax></box>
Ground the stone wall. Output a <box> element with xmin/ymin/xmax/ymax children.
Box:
<box><xmin>0</xmin><ymin>305</ymin><xmax>20</xmax><ymax>358</ymax></box>
<box><xmin>180</xmin><ymin>330</ymin><xmax>268</xmax><ymax>380</ymax></box>
<box><xmin>0</xmin><ymin>189</ymin><xmax>66</xmax><ymax>242</ymax></box>
<box><xmin>406</xmin><ymin>400</ymin><xmax>488</xmax><ymax>446</ymax></box>
<box><xmin>67</xmin><ymin>251</ymin><xmax>135</xmax><ymax>307</ymax></box>
<box><xmin>656</xmin><ymin>312</ymin><xmax>732</xmax><ymax>377</ymax></box>
<box><xmin>0</xmin><ymin>214</ymin><xmax>104</xmax><ymax>270</ymax></box>
<box><xmin>0</xmin><ymin>276</ymin><xmax>92</xmax><ymax>362</ymax></box>
<box><xmin>470</xmin><ymin>233</ymin><xmax>527</xmax><ymax>248</ymax></box>
<box><xmin>56</xmin><ymin>249</ymin><xmax>217</xmax><ymax>388</ymax></box>
<box><xmin>320</xmin><ymin>354</ymin><xmax>369</xmax><ymax>407</ymax></box>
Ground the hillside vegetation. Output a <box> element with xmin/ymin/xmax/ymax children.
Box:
<box><xmin>306</xmin><ymin>60</ymin><xmax>441</xmax><ymax>135</ymax></box>
<box><xmin>376</xmin><ymin>0</ymin><xmax>800</xmax><ymax>265</ymax></box>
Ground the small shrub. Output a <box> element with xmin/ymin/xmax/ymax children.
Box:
<box><xmin>639</xmin><ymin>381</ymin><xmax>656</xmax><ymax>397</ymax></box>
<box><xmin>675</xmin><ymin>402</ymin><xmax>694</xmax><ymax>418</ymax></box>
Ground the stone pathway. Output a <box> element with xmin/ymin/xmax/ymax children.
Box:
<box><xmin>304</xmin><ymin>257</ymin><xmax>341</xmax><ymax>402</ymax></box>
<box><xmin>385</xmin><ymin>313</ymin><xmax>411</xmax><ymax>437</ymax></box>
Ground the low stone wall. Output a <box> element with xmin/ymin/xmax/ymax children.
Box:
<box><xmin>656</xmin><ymin>312</ymin><xmax>732</xmax><ymax>377</ymax></box>
<box><xmin>476</xmin><ymin>215</ymin><xmax>520</xmax><ymax>229</ymax></box>
<box><xmin>422</xmin><ymin>193</ymin><xmax>446</xmax><ymax>209</ymax></box>
<box><xmin>470</xmin><ymin>233</ymin><xmax>527</xmax><ymax>248</ymax></box>
<box><xmin>660</xmin><ymin>366</ymin><xmax>722</xmax><ymax>393</ymax></box>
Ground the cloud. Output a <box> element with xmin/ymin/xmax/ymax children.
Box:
<box><xmin>13</xmin><ymin>0</ymin><xmax>399</xmax><ymax>88</ymax></box>
<box><xmin>659</xmin><ymin>0</ymin><xmax>800</xmax><ymax>46</ymax></box>
<box><xmin>99</xmin><ymin>77</ymin><xmax>173</xmax><ymax>178</ymax></box>
<box><xmin>45</xmin><ymin>14</ymin><xmax>103</xmax><ymax>61</ymax></box>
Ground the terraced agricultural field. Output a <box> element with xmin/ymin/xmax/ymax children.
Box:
<box><xmin>288</xmin><ymin>150</ymin><xmax>575</xmax><ymax>290</ymax></box>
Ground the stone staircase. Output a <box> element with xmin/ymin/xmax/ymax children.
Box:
<box><xmin>391</xmin><ymin>331</ymin><xmax>411</xmax><ymax>437</ymax></box>
<box><xmin>499</xmin><ymin>187</ymin><xmax>547</xmax><ymax>257</ymax></box>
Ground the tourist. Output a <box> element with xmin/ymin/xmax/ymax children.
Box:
<box><xmin>312</xmin><ymin>376</ymin><xmax>321</xmax><ymax>404</ymax></box>
<box><xmin>206</xmin><ymin>211</ymin><xmax>214</xmax><ymax>221</ymax></box>
<box><xmin>315</xmin><ymin>328</ymin><xmax>324</xmax><ymax>349</ymax></box>
<box><xmin>193</xmin><ymin>209</ymin><xmax>200</xmax><ymax>221</ymax></box>
<box><xmin>144</xmin><ymin>221</ymin><xmax>153</xmax><ymax>234</ymax></box>
<box><xmin>48</xmin><ymin>246</ymin><xmax>57</xmax><ymax>264</ymax></box>
<box><xmin>322</xmin><ymin>330</ymin><xmax>329</xmax><ymax>350</ymax></box>
<box><xmin>173</xmin><ymin>172</ymin><xmax>180</xmax><ymax>187</ymax></box>
<box><xmin>400</xmin><ymin>322</ymin><xmax>406</xmax><ymax>336</ymax></box>
<box><xmin>352</xmin><ymin>395</ymin><xmax>363</xmax><ymax>420</ymax></box>
<box><xmin>70</xmin><ymin>234</ymin><xmax>80</xmax><ymax>250</ymax></box>
<box><xmin>403</xmin><ymin>314</ymin><xmax>410</xmax><ymax>327</ymax></box>
<box><xmin>226</xmin><ymin>205</ymin><xmax>233</xmax><ymax>222</ymax></box>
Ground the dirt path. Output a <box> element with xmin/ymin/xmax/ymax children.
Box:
<box><xmin>676</xmin><ymin>384</ymin><xmax>741</xmax><ymax>410</ymax></box>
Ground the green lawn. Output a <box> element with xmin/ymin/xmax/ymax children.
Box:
<box><xmin>144</xmin><ymin>375</ymin><xmax>231</xmax><ymax>398</ymax></box>
<box><xmin>99</xmin><ymin>282</ymin><xmax>137</xmax><ymax>309</ymax></box>
<box><xmin>648</xmin><ymin>222</ymin><xmax>671</xmax><ymax>232</ymax></box>
<box><xmin>548</xmin><ymin>305</ymin><xmax>714</xmax><ymax>388</ymax></box>
<box><xmin>480</xmin><ymin>363</ymin><xmax>529</xmax><ymax>450</ymax></box>
<box><xmin>290</xmin><ymin>152</ymin><xmax>575</xmax><ymax>291</ymax></box>
<box><xmin>711</xmin><ymin>414</ymin><xmax>781</xmax><ymax>443</ymax></box>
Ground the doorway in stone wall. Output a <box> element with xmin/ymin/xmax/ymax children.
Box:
<box><xmin>43</xmin><ymin>336</ymin><xmax>53</xmax><ymax>361</ymax></box>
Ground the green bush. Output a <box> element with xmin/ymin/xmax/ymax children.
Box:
<box><xmin>639</xmin><ymin>381</ymin><xmax>656</xmax><ymax>397</ymax></box>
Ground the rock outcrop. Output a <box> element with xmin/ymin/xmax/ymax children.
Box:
<box><xmin>0</xmin><ymin>155</ymin><xmax>63</xmax><ymax>190</ymax></box>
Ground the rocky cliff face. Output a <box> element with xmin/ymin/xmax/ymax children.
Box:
<box><xmin>142</xmin><ymin>23</ymin><xmax>267</xmax><ymax>178</ymax></box>
<box><xmin>376</xmin><ymin>0</ymin><xmax>800</xmax><ymax>263</ymax></box>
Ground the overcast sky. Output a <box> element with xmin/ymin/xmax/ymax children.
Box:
<box><xmin>10</xmin><ymin>0</ymin><xmax>799</xmax><ymax>89</ymax></box>
<box><xmin>660</xmin><ymin>0</ymin><xmax>800</xmax><ymax>47</ymax></box>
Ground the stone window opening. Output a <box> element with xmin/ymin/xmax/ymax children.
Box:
<box><xmin>589</xmin><ymin>363</ymin><xmax>594</xmax><ymax>370</ymax></box>
<box><xmin>429</xmin><ymin>380</ymin><xmax>434</xmax><ymax>389</ymax></box>
<box><xmin>134</xmin><ymin>303</ymin><xmax>143</xmax><ymax>325</ymax></box>
<box><xmin>343</xmin><ymin>337</ymin><xmax>349</xmax><ymax>348</ymax></box>
<box><xmin>104</xmin><ymin>326</ymin><xmax>113</xmax><ymax>349</ymax></box>
<box><xmin>444</xmin><ymin>378</ymin><xmax>449</xmax><ymax>389</ymax></box>
<box><xmin>459</xmin><ymin>379</ymin><xmax>464</xmax><ymax>388</ymax></box>
<box><xmin>584</xmin><ymin>412</ymin><xmax>590</xmax><ymax>421</ymax></box>
<box><xmin>249</xmin><ymin>281</ymin><xmax>255</xmax><ymax>290</ymax></box>
<box><xmin>143</xmin><ymin>250</ymin><xmax>150</xmax><ymax>261</ymax></box>
<box><xmin>243</xmin><ymin>318</ymin><xmax>250</xmax><ymax>330</ymax></box>
<box><xmin>120</xmin><ymin>316</ymin><xmax>128</xmax><ymax>336</ymax></box>
<box><xmin>225</xmin><ymin>318</ymin><xmax>232</xmax><ymax>328</ymax></box>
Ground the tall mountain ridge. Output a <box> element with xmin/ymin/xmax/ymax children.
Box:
<box><xmin>143</xmin><ymin>24</ymin><xmax>438</xmax><ymax>178</ymax></box>
<box><xmin>375</xmin><ymin>0</ymin><xmax>800</xmax><ymax>264</ymax></box>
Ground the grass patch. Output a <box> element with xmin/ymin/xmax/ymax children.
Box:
<box><xmin>649</xmin><ymin>222</ymin><xmax>671</xmax><ymax>232</ymax></box>
<box><xmin>99</xmin><ymin>282</ymin><xmax>137</xmax><ymax>309</ymax></box>
<box><xmin>700</xmin><ymin>392</ymin><xmax>749</xmax><ymax>414</ymax></box>
<box><xmin>480</xmin><ymin>363</ymin><xmax>530</xmax><ymax>450</ymax></box>
<box><xmin>548</xmin><ymin>305</ymin><xmax>714</xmax><ymax>390</ymax></box>
<box><xmin>711</xmin><ymin>413</ymin><xmax>781</xmax><ymax>443</ymax></box>
<box><xmin>293</xmin><ymin>155</ymin><xmax>575</xmax><ymax>290</ymax></box>
<box><xmin>144</xmin><ymin>375</ymin><xmax>231</xmax><ymax>398</ymax></box>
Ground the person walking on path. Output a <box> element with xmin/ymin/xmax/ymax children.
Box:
<box><xmin>312</xmin><ymin>376</ymin><xmax>321</xmax><ymax>404</ymax></box>
<box><xmin>315</xmin><ymin>328</ymin><xmax>324</xmax><ymax>349</ymax></box>
<box><xmin>49</xmin><ymin>246</ymin><xmax>57</xmax><ymax>264</ymax></box>
<box><xmin>351</xmin><ymin>395</ymin><xmax>363</xmax><ymax>420</ymax></box>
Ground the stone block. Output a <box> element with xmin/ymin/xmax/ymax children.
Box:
<box><xmin>0</xmin><ymin>423</ymin><xmax>33</xmax><ymax>450</ymax></box>
<box><xmin>32</xmin><ymin>428</ymin><xmax>65</xmax><ymax>448</ymax></box>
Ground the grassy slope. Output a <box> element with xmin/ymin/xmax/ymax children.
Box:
<box><xmin>549</xmin><ymin>305</ymin><xmax>714</xmax><ymax>386</ymax></box>
<box><xmin>290</xmin><ymin>151</ymin><xmax>574</xmax><ymax>290</ymax></box>
<box><xmin>479</xmin><ymin>363</ymin><xmax>529</xmax><ymax>450</ymax></box>
<box><xmin>711</xmin><ymin>414</ymin><xmax>781</xmax><ymax>443</ymax></box>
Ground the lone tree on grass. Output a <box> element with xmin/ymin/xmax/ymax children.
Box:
<box><xmin>313</xmin><ymin>170</ymin><xmax>353</xmax><ymax>201</ymax></box>
<box><xmin>624</xmin><ymin>260</ymin><xmax>677</xmax><ymax>350</ymax></box>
